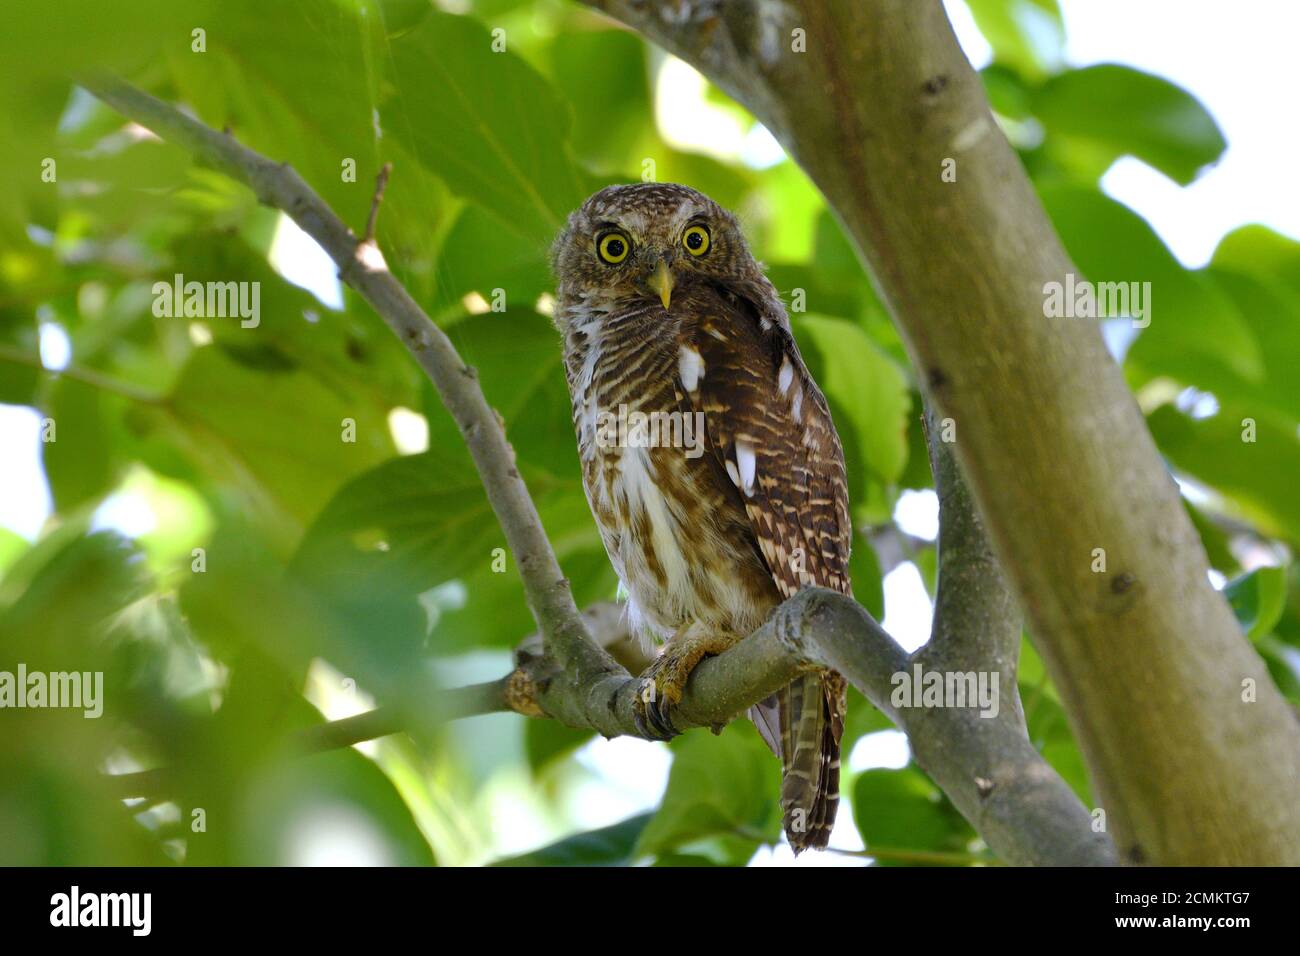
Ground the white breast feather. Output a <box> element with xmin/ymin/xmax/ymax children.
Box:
<box><xmin>616</xmin><ymin>446</ymin><xmax>692</xmax><ymax>636</ymax></box>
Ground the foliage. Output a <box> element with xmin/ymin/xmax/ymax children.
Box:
<box><xmin>0</xmin><ymin>0</ymin><xmax>1295</xmax><ymax>866</ymax></box>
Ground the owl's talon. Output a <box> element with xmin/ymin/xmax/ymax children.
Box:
<box><xmin>632</xmin><ymin>628</ymin><xmax>734</xmax><ymax>741</ymax></box>
<box><xmin>632</xmin><ymin>679</ymin><xmax>676</xmax><ymax>741</ymax></box>
<box><xmin>646</xmin><ymin>693</ymin><xmax>680</xmax><ymax>739</ymax></box>
<box><xmin>630</xmin><ymin>704</ymin><xmax>653</xmax><ymax>740</ymax></box>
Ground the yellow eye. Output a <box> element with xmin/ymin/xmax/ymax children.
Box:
<box><xmin>683</xmin><ymin>224</ymin><xmax>711</xmax><ymax>256</ymax></box>
<box><xmin>597</xmin><ymin>232</ymin><xmax>630</xmax><ymax>264</ymax></box>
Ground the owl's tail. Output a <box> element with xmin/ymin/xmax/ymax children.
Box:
<box><xmin>750</xmin><ymin>671</ymin><xmax>846</xmax><ymax>852</ymax></box>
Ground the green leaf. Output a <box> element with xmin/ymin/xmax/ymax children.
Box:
<box><xmin>378</xmin><ymin>0</ymin><xmax>433</xmax><ymax>37</ymax></box>
<box><xmin>1032</xmin><ymin>65</ymin><xmax>1226</xmax><ymax>185</ymax></box>
<box><xmin>1</xmin><ymin>0</ymin><xmax>191</xmax><ymax>82</ymax></box>
<box><xmin>767</xmin><ymin>210</ymin><xmax>888</xmax><ymax>325</ymax></box>
<box><xmin>965</xmin><ymin>0</ymin><xmax>1065</xmax><ymax>79</ymax></box>
<box><xmin>0</xmin><ymin>311</ymin><xmax>43</xmax><ymax>406</ymax></box>
<box><xmin>1037</xmin><ymin>185</ymin><xmax>1264</xmax><ymax>391</ymax></box>
<box><xmin>1224</xmin><ymin>567</ymin><xmax>1287</xmax><ymax>641</ymax></box>
<box><xmin>792</xmin><ymin>315</ymin><xmax>912</xmax><ymax>493</ymax></box>
<box><xmin>386</xmin><ymin>12</ymin><xmax>586</xmax><ymax>246</ymax></box>
<box><xmin>636</xmin><ymin>722</ymin><xmax>780</xmax><ymax>858</ymax></box>
<box><xmin>291</xmin><ymin>447</ymin><xmax>500</xmax><ymax>616</ymax></box>
<box><xmin>546</xmin><ymin>27</ymin><xmax>651</xmax><ymax>170</ymax></box>
<box><xmin>1255</xmin><ymin>637</ymin><xmax>1300</xmax><ymax>706</ymax></box>
<box><xmin>1203</xmin><ymin>268</ymin><xmax>1300</xmax><ymax>422</ymax></box>
<box><xmin>291</xmin><ymin>443</ymin><xmax>610</xmax><ymax>655</ymax></box>
<box><xmin>492</xmin><ymin>813</ymin><xmax>651</xmax><ymax>867</ymax></box>
<box><xmin>1147</xmin><ymin>403</ymin><xmax>1300</xmax><ymax>546</ymax></box>
<box><xmin>525</xmin><ymin>719</ymin><xmax>597</xmax><ymax>775</ymax></box>
<box><xmin>229</xmin><ymin>749</ymin><xmax>435</xmax><ymax>866</ymax></box>
<box><xmin>1212</xmin><ymin>225</ymin><xmax>1300</xmax><ymax>298</ymax></box>
<box><xmin>41</xmin><ymin>378</ymin><xmax>121</xmax><ymax>513</ymax></box>
<box><xmin>434</xmin><ymin>206</ymin><xmax>552</xmax><ymax>312</ymax></box>
<box><xmin>0</xmin><ymin>529</ymin><xmax>27</xmax><ymax>580</ymax></box>
<box><xmin>160</xmin><ymin>345</ymin><xmax>395</xmax><ymax>542</ymax></box>
<box><xmin>1184</xmin><ymin>499</ymin><xmax>1238</xmax><ymax>575</ymax></box>
<box><xmin>980</xmin><ymin>63</ymin><xmax>1034</xmax><ymax>119</ymax></box>
<box><xmin>0</xmin><ymin>531</ymin><xmax>143</xmax><ymax>651</ymax></box>
<box><xmin>849</xmin><ymin>529</ymin><xmax>884</xmax><ymax>620</ymax></box>
<box><xmin>852</xmin><ymin>766</ymin><xmax>976</xmax><ymax>861</ymax></box>
<box><xmin>440</xmin><ymin>308</ymin><xmax>576</xmax><ymax>479</ymax></box>
<box><xmin>1021</xmin><ymin>673</ymin><xmax>1092</xmax><ymax>804</ymax></box>
<box><xmin>166</xmin><ymin>0</ymin><xmax>382</xmax><ymax>228</ymax></box>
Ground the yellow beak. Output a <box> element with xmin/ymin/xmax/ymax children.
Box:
<box><xmin>648</xmin><ymin>260</ymin><xmax>675</xmax><ymax>310</ymax></box>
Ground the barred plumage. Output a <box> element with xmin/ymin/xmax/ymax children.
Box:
<box><xmin>552</xmin><ymin>183</ymin><xmax>853</xmax><ymax>852</ymax></box>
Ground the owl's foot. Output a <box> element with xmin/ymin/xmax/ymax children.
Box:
<box><xmin>631</xmin><ymin>627</ymin><xmax>736</xmax><ymax>741</ymax></box>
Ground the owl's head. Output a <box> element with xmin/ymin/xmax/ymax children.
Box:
<box><xmin>551</xmin><ymin>183</ymin><xmax>761</xmax><ymax>321</ymax></box>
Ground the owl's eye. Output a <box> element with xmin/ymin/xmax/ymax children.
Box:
<box><xmin>682</xmin><ymin>224</ymin><xmax>711</xmax><ymax>256</ymax></box>
<box><xmin>597</xmin><ymin>232</ymin><xmax>630</xmax><ymax>264</ymax></box>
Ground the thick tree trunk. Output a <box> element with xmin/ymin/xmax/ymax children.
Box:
<box><xmin>583</xmin><ymin>0</ymin><xmax>1300</xmax><ymax>864</ymax></box>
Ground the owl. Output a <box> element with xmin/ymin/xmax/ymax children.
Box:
<box><xmin>551</xmin><ymin>183</ymin><xmax>853</xmax><ymax>852</ymax></box>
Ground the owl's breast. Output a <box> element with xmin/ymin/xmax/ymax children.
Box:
<box><xmin>561</xmin><ymin>305</ymin><xmax>778</xmax><ymax>642</ymax></box>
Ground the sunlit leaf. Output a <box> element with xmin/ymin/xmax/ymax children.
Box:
<box><xmin>852</xmin><ymin>765</ymin><xmax>976</xmax><ymax>863</ymax></box>
<box><xmin>636</xmin><ymin>722</ymin><xmax>780</xmax><ymax>857</ymax></box>
<box><xmin>792</xmin><ymin>314</ymin><xmax>912</xmax><ymax>494</ymax></box>
<box><xmin>1032</xmin><ymin>65</ymin><xmax>1226</xmax><ymax>185</ymax></box>
<box><xmin>492</xmin><ymin>813</ymin><xmax>651</xmax><ymax>866</ymax></box>
<box><xmin>1225</xmin><ymin>567</ymin><xmax>1287</xmax><ymax>641</ymax></box>
<box><xmin>386</xmin><ymin>11</ymin><xmax>586</xmax><ymax>246</ymax></box>
<box><xmin>965</xmin><ymin>0</ymin><xmax>1065</xmax><ymax>79</ymax></box>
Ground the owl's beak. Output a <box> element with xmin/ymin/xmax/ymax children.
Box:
<box><xmin>647</xmin><ymin>259</ymin><xmax>675</xmax><ymax>310</ymax></box>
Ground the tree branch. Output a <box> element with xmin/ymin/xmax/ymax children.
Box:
<box><xmin>0</xmin><ymin>343</ymin><xmax>165</xmax><ymax>405</ymax></box>
<box><xmin>577</xmin><ymin>0</ymin><xmax>1300</xmax><ymax>867</ymax></box>
<box><xmin>79</xmin><ymin>73</ymin><xmax>614</xmax><ymax>681</ymax></box>
<box><xmin>911</xmin><ymin>406</ymin><xmax>1116</xmax><ymax>865</ymax></box>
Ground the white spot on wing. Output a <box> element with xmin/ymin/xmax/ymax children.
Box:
<box><xmin>678</xmin><ymin>345</ymin><xmax>704</xmax><ymax>393</ymax></box>
<box><xmin>791</xmin><ymin>388</ymin><xmax>803</xmax><ymax>422</ymax></box>
<box><xmin>778</xmin><ymin>356</ymin><xmax>794</xmax><ymax>395</ymax></box>
<box><xmin>735</xmin><ymin>440</ymin><xmax>757</xmax><ymax>495</ymax></box>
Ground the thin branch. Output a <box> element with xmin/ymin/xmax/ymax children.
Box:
<box><xmin>363</xmin><ymin>161</ymin><xmax>393</xmax><ymax>244</ymax></box>
<box><xmin>0</xmin><ymin>344</ymin><xmax>164</xmax><ymax>405</ymax></box>
<box><xmin>80</xmin><ymin>74</ymin><xmax>610</xmax><ymax>678</ymax></box>
<box><xmin>108</xmin><ymin>679</ymin><xmax>512</xmax><ymax>800</ymax></box>
<box><xmin>910</xmin><ymin>406</ymin><xmax>1116</xmax><ymax>865</ymax></box>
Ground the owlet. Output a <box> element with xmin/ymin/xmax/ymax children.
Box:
<box><xmin>551</xmin><ymin>183</ymin><xmax>853</xmax><ymax>852</ymax></box>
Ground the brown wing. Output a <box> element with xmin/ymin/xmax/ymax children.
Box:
<box><xmin>674</xmin><ymin>281</ymin><xmax>851</xmax><ymax>852</ymax></box>
<box><xmin>674</xmin><ymin>288</ymin><xmax>852</xmax><ymax>602</ymax></box>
